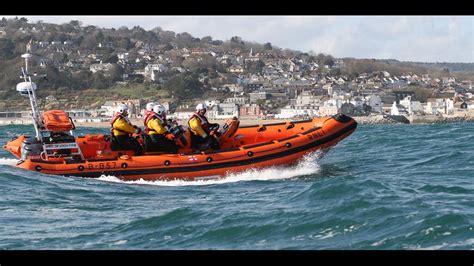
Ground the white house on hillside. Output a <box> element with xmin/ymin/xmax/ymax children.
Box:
<box><xmin>208</xmin><ymin>103</ymin><xmax>239</xmax><ymax>119</ymax></box>
<box><xmin>390</xmin><ymin>102</ymin><xmax>408</xmax><ymax>115</ymax></box>
<box><xmin>425</xmin><ymin>98</ymin><xmax>454</xmax><ymax>115</ymax></box>
<box><xmin>174</xmin><ymin>106</ymin><xmax>195</xmax><ymax>120</ymax></box>
<box><xmin>90</xmin><ymin>63</ymin><xmax>113</xmax><ymax>73</ymax></box>
<box><xmin>318</xmin><ymin>105</ymin><xmax>338</xmax><ymax>116</ymax></box>
<box><xmin>276</xmin><ymin>105</ymin><xmax>318</xmax><ymax>119</ymax></box>
<box><xmin>367</xmin><ymin>94</ymin><xmax>382</xmax><ymax>113</ymax></box>
<box><xmin>399</xmin><ymin>96</ymin><xmax>423</xmax><ymax>115</ymax></box>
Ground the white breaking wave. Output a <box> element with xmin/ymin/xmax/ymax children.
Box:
<box><xmin>0</xmin><ymin>158</ymin><xmax>18</xmax><ymax>166</ymax></box>
<box><xmin>96</xmin><ymin>151</ymin><xmax>323</xmax><ymax>186</ymax></box>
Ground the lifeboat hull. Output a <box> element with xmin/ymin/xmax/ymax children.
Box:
<box><xmin>6</xmin><ymin>115</ymin><xmax>357</xmax><ymax>181</ymax></box>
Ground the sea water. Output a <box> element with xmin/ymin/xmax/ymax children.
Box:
<box><xmin>0</xmin><ymin>123</ymin><xmax>473</xmax><ymax>250</ymax></box>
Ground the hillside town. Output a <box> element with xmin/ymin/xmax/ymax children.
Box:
<box><xmin>0</xmin><ymin>18</ymin><xmax>473</xmax><ymax>124</ymax></box>
<box><xmin>91</xmin><ymin>65</ymin><xmax>474</xmax><ymax>121</ymax></box>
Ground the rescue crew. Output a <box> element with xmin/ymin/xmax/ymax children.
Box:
<box><xmin>110</xmin><ymin>104</ymin><xmax>144</xmax><ymax>156</ymax></box>
<box><xmin>188</xmin><ymin>103</ymin><xmax>220</xmax><ymax>150</ymax></box>
<box><xmin>143</xmin><ymin>102</ymin><xmax>156</xmax><ymax>132</ymax></box>
<box><xmin>144</xmin><ymin>102</ymin><xmax>155</xmax><ymax>117</ymax></box>
<box><xmin>144</xmin><ymin>104</ymin><xmax>179</xmax><ymax>154</ymax></box>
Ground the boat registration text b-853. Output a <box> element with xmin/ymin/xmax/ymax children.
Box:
<box><xmin>87</xmin><ymin>162</ymin><xmax>117</xmax><ymax>170</ymax></box>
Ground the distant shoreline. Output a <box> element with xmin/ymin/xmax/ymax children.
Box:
<box><xmin>1</xmin><ymin>115</ymin><xmax>474</xmax><ymax>128</ymax></box>
<box><xmin>352</xmin><ymin>114</ymin><xmax>474</xmax><ymax>124</ymax></box>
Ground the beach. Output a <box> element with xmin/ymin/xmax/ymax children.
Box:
<box><xmin>2</xmin><ymin>114</ymin><xmax>474</xmax><ymax>128</ymax></box>
<box><xmin>73</xmin><ymin>118</ymin><xmax>290</xmax><ymax>128</ymax></box>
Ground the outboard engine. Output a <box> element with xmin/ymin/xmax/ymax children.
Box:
<box><xmin>20</xmin><ymin>137</ymin><xmax>43</xmax><ymax>161</ymax></box>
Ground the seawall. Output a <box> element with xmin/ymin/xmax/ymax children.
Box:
<box><xmin>2</xmin><ymin>115</ymin><xmax>474</xmax><ymax>128</ymax></box>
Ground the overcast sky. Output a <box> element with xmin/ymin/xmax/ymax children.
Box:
<box><xmin>6</xmin><ymin>16</ymin><xmax>474</xmax><ymax>63</ymax></box>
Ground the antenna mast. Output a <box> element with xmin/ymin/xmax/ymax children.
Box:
<box><xmin>18</xmin><ymin>42</ymin><xmax>43</xmax><ymax>140</ymax></box>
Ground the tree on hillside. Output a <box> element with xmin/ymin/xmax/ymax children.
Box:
<box><xmin>81</xmin><ymin>34</ymin><xmax>98</xmax><ymax>50</ymax></box>
<box><xmin>165</xmin><ymin>73</ymin><xmax>203</xmax><ymax>99</ymax></box>
<box><xmin>228</xmin><ymin>36</ymin><xmax>245</xmax><ymax>50</ymax></box>
<box><xmin>41</xmin><ymin>65</ymin><xmax>67</xmax><ymax>89</ymax></box>
<box><xmin>13</xmin><ymin>41</ymin><xmax>27</xmax><ymax>57</ymax></box>
<box><xmin>130</xmin><ymin>26</ymin><xmax>159</xmax><ymax>43</ymax></box>
<box><xmin>283</xmin><ymin>48</ymin><xmax>298</xmax><ymax>58</ymax></box>
<box><xmin>201</xmin><ymin>36</ymin><xmax>213</xmax><ymax>44</ymax></box>
<box><xmin>176</xmin><ymin>32</ymin><xmax>194</xmax><ymax>48</ymax></box>
<box><xmin>131</xmin><ymin>26</ymin><xmax>146</xmax><ymax>35</ymax></box>
<box><xmin>109</xmin><ymin>65</ymin><xmax>124</xmax><ymax>82</ymax></box>
<box><xmin>329</xmin><ymin>68</ymin><xmax>341</xmax><ymax>76</ymax></box>
<box><xmin>199</xmin><ymin>54</ymin><xmax>218</xmax><ymax>70</ymax></box>
<box><xmin>70</xmin><ymin>70</ymin><xmax>92</xmax><ymax>89</ymax></box>
<box><xmin>212</xmin><ymin>40</ymin><xmax>223</xmax><ymax>46</ymax></box>
<box><xmin>84</xmin><ymin>25</ymin><xmax>97</xmax><ymax>33</ymax></box>
<box><xmin>264</xmin><ymin>42</ymin><xmax>272</xmax><ymax>50</ymax></box>
<box><xmin>117</xmin><ymin>26</ymin><xmax>129</xmax><ymax>32</ymax></box>
<box><xmin>56</xmin><ymin>32</ymin><xmax>68</xmax><ymax>42</ymax></box>
<box><xmin>51</xmin><ymin>52</ymin><xmax>68</xmax><ymax>64</ymax></box>
<box><xmin>0</xmin><ymin>39</ymin><xmax>15</xmax><ymax>59</ymax></box>
<box><xmin>171</xmin><ymin>55</ymin><xmax>185</xmax><ymax>67</ymax></box>
<box><xmin>315</xmin><ymin>53</ymin><xmax>328</xmax><ymax>65</ymax></box>
<box><xmin>151</xmin><ymin>27</ymin><xmax>162</xmax><ymax>34</ymax></box>
<box><xmin>118</xmin><ymin>38</ymin><xmax>132</xmax><ymax>50</ymax></box>
<box><xmin>159</xmin><ymin>31</ymin><xmax>176</xmax><ymax>44</ymax></box>
<box><xmin>160</xmin><ymin>43</ymin><xmax>174</xmax><ymax>52</ymax></box>
<box><xmin>69</xmin><ymin>20</ymin><xmax>82</xmax><ymax>29</ymax></box>
<box><xmin>0</xmin><ymin>57</ymin><xmax>23</xmax><ymax>92</ymax></box>
<box><xmin>324</xmin><ymin>55</ymin><xmax>335</xmax><ymax>68</ymax></box>
<box><xmin>181</xmin><ymin>57</ymin><xmax>199</xmax><ymax>71</ymax></box>
<box><xmin>102</xmin><ymin>54</ymin><xmax>118</xmax><ymax>64</ymax></box>
<box><xmin>4</xmin><ymin>18</ymin><xmax>21</xmax><ymax>31</ymax></box>
<box><xmin>245</xmin><ymin>60</ymin><xmax>265</xmax><ymax>75</ymax></box>
<box><xmin>95</xmin><ymin>30</ymin><xmax>105</xmax><ymax>43</ymax></box>
<box><xmin>92</xmin><ymin>72</ymin><xmax>110</xmax><ymax>90</ymax></box>
<box><xmin>230</xmin><ymin>36</ymin><xmax>243</xmax><ymax>44</ymax></box>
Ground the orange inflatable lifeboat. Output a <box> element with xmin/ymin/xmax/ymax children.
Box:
<box><xmin>4</xmin><ymin>113</ymin><xmax>357</xmax><ymax>181</ymax></box>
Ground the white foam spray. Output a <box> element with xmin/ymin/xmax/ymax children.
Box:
<box><xmin>96</xmin><ymin>151</ymin><xmax>324</xmax><ymax>186</ymax></box>
<box><xmin>0</xmin><ymin>158</ymin><xmax>18</xmax><ymax>166</ymax></box>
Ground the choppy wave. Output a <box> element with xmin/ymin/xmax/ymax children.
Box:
<box><xmin>1</xmin><ymin>123</ymin><xmax>474</xmax><ymax>249</ymax></box>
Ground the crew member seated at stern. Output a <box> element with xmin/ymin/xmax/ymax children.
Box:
<box><xmin>110</xmin><ymin>104</ymin><xmax>144</xmax><ymax>156</ymax></box>
<box><xmin>188</xmin><ymin>103</ymin><xmax>220</xmax><ymax>151</ymax></box>
<box><xmin>144</xmin><ymin>104</ymin><xmax>179</xmax><ymax>154</ymax></box>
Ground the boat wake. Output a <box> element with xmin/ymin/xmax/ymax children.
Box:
<box><xmin>96</xmin><ymin>151</ymin><xmax>324</xmax><ymax>186</ymax></box>
<box><xmin>0</xmin><ymin>158</ymin><xmax>18</xmax><ymax>166</ymax></box>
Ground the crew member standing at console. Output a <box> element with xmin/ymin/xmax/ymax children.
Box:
<box><xmin>110</xmin><ymin>104</ymin><xmax>143</xmax><ymax>156</ymax></box>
